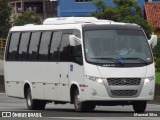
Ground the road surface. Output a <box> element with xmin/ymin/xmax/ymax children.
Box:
<box><xmin>0</xmin><ymin>93</ymin><xmax>159</xmax><ymax>120</ymax></box>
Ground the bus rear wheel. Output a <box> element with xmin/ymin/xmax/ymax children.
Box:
<box><xmin>26</xmin><ymin>88</ymin><xmax>46</xmax><ymax>110</ymax></box>
<box><xmin>132</xmin><ymin>101</ymin><xmax>147</xmax><ymax>113</ymax></box>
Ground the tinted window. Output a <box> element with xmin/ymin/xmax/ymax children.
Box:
<box><xmin>59</xmin><ymin>34</ymin><xmax>70</xmax><ymax>61</ymax></box>
<box><xmin>73</xmin><ymin>29</ymin><xmax>81</xmax><ymax>38</ymax></box>
<box><xmin>39</xmin><ymin>32</ymin><xmax>52</xmax><ymax>61</ymax></box>
<box><xmin>70</xmin><ymin>43</ymin><xmax>83</xmax><ymax>65</ymax></box>
<box><xmin>28</xmin><ymin>32</ymin><xmax>41</xmax><ymax>60</ymax></box>
<box><xmin>8</xmin><ymin>32</ymin><xmax>21</xmax><ymax>60</ymax></box>
<box><xmin>49</xmin><ymin>32</ymin><xmax>62</xmax><ymax>61</ymax></box>
<box><xmin>18</xmin><ymin>32</ymin><xmax>31</xmax><ymax>60</ymax></box>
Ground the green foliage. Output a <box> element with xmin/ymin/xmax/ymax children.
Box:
<box><xmin>103</xmin><ymin>7</ymin><xmax>117</xmax><ymax>20</ymax></box>
<box><xmin>93</xmin><ymin>0</ymin><xmax>105</xmax><ymax>12</ymax></box>
<box><xmin>153</xmin><ymin>37</ymin><xmax>160</xmax><ymax>71</ymax></box>
<box><xmin>0</xmin><ymin>0</ymin><xmax>11</xmax><ymax>38</ymax></box>
<box><xmin>12</xmin><ymin>12</ymin><xmax>41</xmax><ymax>26</ymax></box>
<box><xmin>156</xmin><ymin>72</ymin><xmax>160</xmax><ymax>84</ymax></box>
<box><xmin>113</xmin><ymin>0</ymin><xmax>142</xmax><ymax>21</ymax></box>
<box><xmin>89</xmin><ymin>0</ymin><xmax>153</xmax><ymax>39</ymax></box>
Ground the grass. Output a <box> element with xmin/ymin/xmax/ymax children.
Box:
<box><xmin>156</xmin><ymin>72</ymin><xmax>160</xmax><ymax>84</ymax></box>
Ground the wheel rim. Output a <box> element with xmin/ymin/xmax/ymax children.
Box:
<box><xmin>27</xmin><ymin>91</ymin><xmax>32</xmax><ymax>107</ymax></box>
<box><xmin>75</xmin><ymin>94</ymin><xmax>81</xmax><ymax>109</ymax></box>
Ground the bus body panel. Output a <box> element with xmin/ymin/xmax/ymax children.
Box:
<box><xmin>69</xmin><ymin>62</ymin><xmax>84</xmax><ymax>100</ymax></box>
<box><xmin>59</xmin><ymin>62</ymin><xmax>70</xmax><ymax>101</ymax></box>
<box><xmin>83</xmin><ymin>63</ymin><xmax>155</xmax><ymax>101</ymax></box>
<box><xmin>5</xmin><ymin>62</ymin><xmax>60</xmax><ymax>100</ymax></box>
<box><xmin>97</xmin><ymin>66</ymin><xmax>147</xmax><ymax>78</ymax></box>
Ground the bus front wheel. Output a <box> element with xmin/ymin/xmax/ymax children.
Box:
<box><xmin>74</xmin><ymin>89</ymin><xmax>85</xmax><ymax>112</ymax></box>
<box><xmin>26</xmin><ymin>88</ymin><xmax>46</xmax><ymax>110</ymax></box>
<box><xmin>74</xmin><ymin>89</ymin><xmax>96</xmax><ymax>112</ymax></box>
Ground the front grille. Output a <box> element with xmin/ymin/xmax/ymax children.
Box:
<box><xmin>107</xmin><ymin>78</ymin><xmax>141</xmax><ymax>86</ymax></box>
<box><xmin>111</xmin><ymin>90</ymin><xmax>138</xmax><ymax>96</ymax></box>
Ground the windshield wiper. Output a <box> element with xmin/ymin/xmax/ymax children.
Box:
<box><xmin>91</xmin><ymin>57</ymin><xmax>121</xmax><ymax>64</ymax></box>
<box><xmin>124</xmin><ymin>58</ymin><xmax>149</xmax><ymax>64</ymax></box>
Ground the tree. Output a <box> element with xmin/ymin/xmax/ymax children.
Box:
<box><xmin>0</xmin><ymin>0</ymin><xmax>11</xmax><ymax>38</ymax></box>
<box><xmin>12</xmin><ymin>11</ymin><xmax>41</xmax><ymax>26</ymax></box>
<box><xmin>153</xmin><ymin>37</ymin><xmax>160</xmax><ymax>71</ymax></box>
<box><xmin>89</xmin><ymin>0</ymin><xmax>153</xmax><ymax>39</ymax></box>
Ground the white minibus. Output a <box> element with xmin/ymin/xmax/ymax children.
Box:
<box><xmin>4</xmin><ymin>17</ymin><xmax>157</xmax><ymax>112</ymax></box>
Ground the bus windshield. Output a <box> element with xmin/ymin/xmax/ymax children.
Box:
<box><xmin>84</xmin><ymin>30</ymin><xmax>153</xmax><ymax>65</ymax></box>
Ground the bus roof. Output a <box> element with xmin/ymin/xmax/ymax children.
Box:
<box><xmin>10</xmin><ymin>17</ymin><xmax>139</xmax><ymax>32</ymax></box>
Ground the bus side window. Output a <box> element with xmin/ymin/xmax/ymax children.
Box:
<box><xmin>38</xmin><ymin>31</ymin><xmax>52</xmax><ymax>61</ymax></box>
<box><xmin>18</xmin><ymin>32</ymin><xmax>31</xmax><ymax>61</ymax></box>
<box><xmin>59</xmin><ymin>34</ymin><xmax>70</xmax><ymax>61</ymax></box>
<box><xmin>28</xmin><ymin>32</ymin><xmax>41</xmax><ymax>61</ymax></box>
<box><xmin>8</xmin><ymin>32</ymin><xmax>21</xmax><ymax>61</ymax></box>
<box><xmin>49</xmin><ymin>31</ymin><xmax>62</xmax><ymax>61</ymax></box>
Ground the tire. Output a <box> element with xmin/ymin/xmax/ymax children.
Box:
<box><xmin>74</xmin><ymin>89</ymin><xmax>96</xmax><ymax>112</ymax></box>
<box><xmin>85</xmin><ymin>102</ymin><xmax>96</xmax><ymax>111</ymax></box>
<box><xmin>74</xmin><ymin>89</ymin><xmax>86</xmax><ymax>112</ymax></box>
<box><xmin>133</xmin><ymin>101</ymin><xmax>147</xmax><ymax>113</ymax></box>
<box><xmin>26</xmin><ymin>88</ymin><xmax>46</xmax><ymax>110</ymax></box>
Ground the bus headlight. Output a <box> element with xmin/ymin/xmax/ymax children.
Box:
<box><xmin>85</xmin><ymin>76</ymin><xmax>104</xmax><ymax>85</ymax></box>
<box><xmin>143</xmin><ymin>76</ymin><xmax>155</xmax><ymax>85</ymax></box>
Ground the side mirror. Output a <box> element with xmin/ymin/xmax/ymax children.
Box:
<box><xmin>69</xmin><ymin>35</ymin><xmax>81</xmax><ymax>46</ymax></box>
<box><xmin>149</xmin><ymin>35</ymin><xmax>157</xmax><ymax>48</ymax></box>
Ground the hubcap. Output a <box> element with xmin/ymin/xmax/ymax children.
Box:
<box><xmin>75</xmin><ymin>94</ymin><xmax>81</xmax><ymax>109</ymax></box>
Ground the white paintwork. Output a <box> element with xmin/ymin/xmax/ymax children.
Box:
<box><xmin>59</xmin><ymin>62</ymin><xmax>70</xmax><ymax>101</ymax></box>
<box><xmin>83</xmin><ymin>63</ymin><xmax>155</xmax><ymax>101</ymax></box>
<box><xmin>4</xmin><ymin>17</ymin><xmax>155</xmax><ymax>105</ymax></box>
<box><xmin>43</xmin><ymin>17</ymin><xmax>98</xmax><ymax>25</ymax></box>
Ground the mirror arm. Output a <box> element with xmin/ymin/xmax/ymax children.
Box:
<box><xmin>148</xmin><ymin>39</ymin><xmax>152</xmax><ymax>45</ymax></box>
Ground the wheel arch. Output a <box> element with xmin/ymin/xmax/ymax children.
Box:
<box><xmin>23</xmin><ymin>81</ymin><xmax>32</xmax><ymax>99</ymax></box>
<box><xmin>70</xmin><ymin>82</ymin><xmax>80</xmax><ymax>103</ymax></box>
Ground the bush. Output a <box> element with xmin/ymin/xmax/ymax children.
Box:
<box><xmin>153</xmin><ymin>37</ymin><xmax>160</xmax><ymax>71</ymax></box>
<box><xmin>12</xmin><ymin>11</ymin><xmax>41</xmax><ymax>26</ymax></box>
<box><xmin>0</xmin><ymin>0</ymin><xmax>11</xmax><ymax>38</ymax></box>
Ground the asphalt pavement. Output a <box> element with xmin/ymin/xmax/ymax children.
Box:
<box><xmin>0</xmin><ymin>93</ymin><xmax>159</xmax><ymax>120</ymax></box>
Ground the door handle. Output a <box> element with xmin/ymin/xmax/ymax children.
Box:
<box><xmin>60</xmin><ymin>74</ymin><xmax>61</xmax><ymax>78</ymax></box>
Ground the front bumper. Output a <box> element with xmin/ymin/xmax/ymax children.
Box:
<box><xmin>82</xmin><ymin>78</ymin><xmax>155</xmax><ymax>101</ymax></box>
